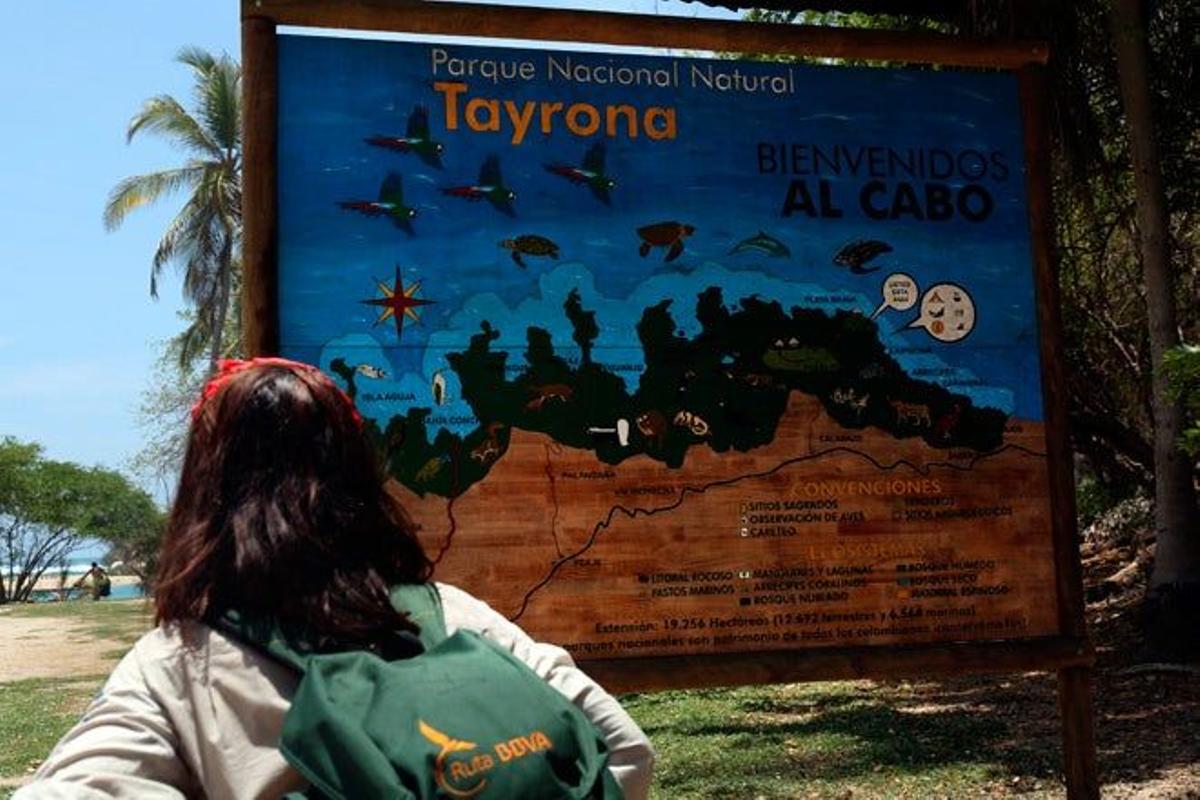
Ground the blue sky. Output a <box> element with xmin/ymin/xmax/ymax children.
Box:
<box><xmin>0</xmin><ymin>3</ymin><xmax>237</xmax><ymax>478</ymax></box>
<box><xmin>0</xmin><ymin>1</ymin><xmax>734</xmax><ymax>489</ymax></box>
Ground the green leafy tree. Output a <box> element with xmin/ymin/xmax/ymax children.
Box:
<box><xmin>1104</xmin><ymin>0</ymin><xmax>1199</xmax><ymax>657</ymax></box>
<box><xmin>103</xmin><ymin>47</ymin><xmax>242</xmax><ymax>374</ymax></box>
<box><xmin>1165</xmin><ymin>345</ymin><xmax>1200</xmax><ymax>459</ymax></box>
<box><xmin>0</xmin><ymin>438</ymin><xmax>161</xmax><ymax>603</ymax></box>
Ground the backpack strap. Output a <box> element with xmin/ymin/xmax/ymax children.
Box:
<box><xmin>208</xmin><ymin>608</ymin><xmax>312</xmax><ymax>674</ymax></box>
<box><xmin>389</xmin><ymin>582</ymin><xmax>446</xmax><ymax>650</ymax></box>
<box><xmin>210</xmin><ymin>583</ymin><xmax>445</xmax><ymax>674</ymax></box>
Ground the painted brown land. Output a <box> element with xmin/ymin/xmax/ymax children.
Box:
<box><xmin>400</xmin><ymin>392</ymin><xmax>1058</xmax><ymax>658</ymax></box>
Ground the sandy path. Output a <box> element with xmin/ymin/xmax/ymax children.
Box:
<box><xmin>0</xmin><ymin>615</ymin><xmax>129</xmax><ymax>682</ymax></box>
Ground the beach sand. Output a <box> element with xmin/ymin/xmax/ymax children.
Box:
<box><xmin>30</xmin><ymin>574</ymin><xmax>140</xmax><ymax>592</ymax></box>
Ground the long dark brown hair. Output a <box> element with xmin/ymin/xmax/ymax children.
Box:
<box><xmin>156</xmin><ymin>360</ymin><xmax>431</xmax><ymax>651</ymax></box>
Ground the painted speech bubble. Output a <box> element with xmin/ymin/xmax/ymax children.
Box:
<box><xmin>906</xmin><ymin>282</ymin><xmax>976</xmax><ymax>343</ymax></box>
<box><xmin>870</xmin><ymin>272</ymin><xmax>919</xmax><ymax>320</ymax></box>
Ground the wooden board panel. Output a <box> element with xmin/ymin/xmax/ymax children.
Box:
<box><xmin>586</xmin><ymin>635</ymin><xmax>1092</xmax><ymax>693</ymax></box>
<box><xmin>268</xmin><ymin>33</ymin><xmax>1071</xmax><ymax>667</ymax></box>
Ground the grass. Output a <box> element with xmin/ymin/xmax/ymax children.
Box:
<box><xmin>0</xmin><ymin>676</ymin><xmax>105</xmax><ymax>791</ymax></box>
<box><xmin>0</xmin><ymin>601</ymin><xmax>1075</xmax><ymax>798</ymax></box>
<box><xmin>623</xmin><ymin>682</ymin><xmax>1062</xmax><ymax>799</ymax></box>
<box><xmin>0</xmin><ymin>600</ymin><xmax>152</xmax><ymax>794</ymax></box>
<box><xmin>2</xmin><ymin>672</ymin><xmax>1055</xmax><ymax>800</ymax></box>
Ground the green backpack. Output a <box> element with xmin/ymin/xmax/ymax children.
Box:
<box><xmin>214</xmin><ymin>583</ymin><xmax>623</xmax><ymax>800</ymax></box>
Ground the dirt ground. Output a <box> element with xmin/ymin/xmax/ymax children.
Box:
<box><xmin>0</xmin><ymin>615</ymin><xmax>128</xmax><ymax>683</ymax></box>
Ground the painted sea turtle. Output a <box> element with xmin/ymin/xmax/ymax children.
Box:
<box><xmin>833</xmin><ymin>239</ymin><xmax>892</xmax><ymax>274</ymax></box>
<box><xmin>637</xmin><ymin>221</ymin><xmax>694</xmax><ymax>262</ymax></box>
<box><xmin>500</xmin><ymin>234</ymin><xmax>559</xmax><ymax>268</ymax></box>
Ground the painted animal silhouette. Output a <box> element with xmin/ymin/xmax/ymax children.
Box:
<box><xmin>470</xmin><ymin>422</ymin><xmax>507</xmax><ymax>464</ymax></box>
<box><xmin>673</xmin><ymin>410</ymin><xmax>710</xmax><ymax>437</ymax></box>
<box><xmin>832</xmin><ymin>387</ymin><xmax>870</xmax><ymax>418</ymax></box>
<box><xmin>525</xmin><ymin>384</ymin><xmax>574</xmax><ymax>412</ymax></box>
<box><xmin>932</xmin><ymin>404</ymin><xmax>963</xmax><ymax>440</ymax></box>
<box><xmin>889</xmin><ymin>399</ymin><xmax>931</xmax><ymax>427</ymax></box>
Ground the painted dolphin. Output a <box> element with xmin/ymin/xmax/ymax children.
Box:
<box><xmin>729</xmin><ymin>230</ymin><xmax>790</xmax><ymax>258</ymax></box>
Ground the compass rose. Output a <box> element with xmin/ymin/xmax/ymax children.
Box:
<box><xmin>360</xmin><ymin>266</ymin><xmax>435</xmax><ymax>340</ymax></box>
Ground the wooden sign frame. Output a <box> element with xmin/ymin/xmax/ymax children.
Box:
<box><xmin>240</xmin><ymin>3</ymin><xmax>1096</xmax><ymax>795</ymax></box>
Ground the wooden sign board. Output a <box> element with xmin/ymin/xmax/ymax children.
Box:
<box><xmin>242</xmin><ymin>1</ymin><xmax>1088</xmax><ymax>690</ymax></box>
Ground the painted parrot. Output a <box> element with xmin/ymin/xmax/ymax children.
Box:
<box><xmin>338</xmin><ymin>172</ymin><xmax>417</xmax><ymax>234</ymax></box>
<box><xmin>365</xmin><ymin>105</ymin><xmax>444</xmax><ymax>169</ymax></box>
<box><xmin>441</xmin><ymin>155</ymin><xmax>516</xmax><ymax>216</ymax></box>
<box><xmin>545</xmin><ymin>142</ymin><xmax>615</xmax><ymax>205</ymax></box>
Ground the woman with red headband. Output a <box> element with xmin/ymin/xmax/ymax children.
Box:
<box><xmin>19</xmin><ymin>358</ymin><xmax>653</xmax><ymax>799</ymax></box>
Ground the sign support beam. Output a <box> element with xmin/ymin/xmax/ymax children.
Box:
<box><xmin>1018</xmin><ymin>62</ymin><xmax>1100</xmax><ymax>800</ymax></box>
<box><xmin>242</xmin><ymin>14</ymin><xmax>280</xmax><ymax>358</ymax></box>
<box><xmin>243</xmin><ymin>0</ymin><xmax>1047</xmax><ymax>69</ymax></box>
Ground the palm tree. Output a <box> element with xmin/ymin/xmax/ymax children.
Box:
<box><xmin>104</xmin><ymin>47</ymin><xmax>241</xmax><ymax>374</ymax></box>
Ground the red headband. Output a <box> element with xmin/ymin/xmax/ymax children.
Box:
<box><xmin>190</xmin><ymin>357</ymin><xmax>363</xmax><ymax>428</ymax></box>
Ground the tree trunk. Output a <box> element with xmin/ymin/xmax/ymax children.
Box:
<box><xmin>1109</xmin><ymin>0</ymin><xmax>1200</xmax><ymax>656</ymax></box>
<box><xmin>207</xmin><ymin>232</ymin><xmax>235</xmax><ymax>375</ymax></box>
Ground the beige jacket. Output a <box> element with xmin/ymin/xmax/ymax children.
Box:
<box><xmin>16</xmin><ymin>583</ymin><xmax>654</xmax><ymax>799</ymax></box>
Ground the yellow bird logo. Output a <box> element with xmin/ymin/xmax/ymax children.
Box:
<box><xmin>418</xmin><ymin>720</ymin><xmax>487</xmax><ymax>798</ymax></box>
<box><xmin>419</xmin><ymin>720</ymin><xmax>478</xmax><ymax>753</ymax></box>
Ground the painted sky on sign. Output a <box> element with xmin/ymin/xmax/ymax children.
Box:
<box><xmin>277</xmin><ymin>35</ymin><xmax>1045</xmax><ymax>440</ymax></box>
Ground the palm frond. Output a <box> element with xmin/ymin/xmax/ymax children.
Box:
<box><xmin>175</xmin><ymin>315</ymin><xmax>213</xmax><ymax>370</ymax></box>
<box><xmin>147</xmin><ymin>162</ymin><xmax>237</xmax><ymax>299</ymax></box>
<box><xmin>103</xmin><ymin>166</ymin><xmax>203</xmax><ymax>232</ymax></box>
<box><xmin>198</xmin><ymin>57</ymin><xmax>241</xmax><ymax>152</ymax></box>
<box><xmin>149</xmin><ymin>191</ymin><xmax>207</xmax><ymax>297</ymax></box>
<box><xmin>175</xmin><ymin>46</ymin><xmax>219</xmax><ymax>74</ymax></box>
<box><xmin>127</xmin><ymin>95</ymin><xmax>220</xmax><ymax>157</ymax></box>
<box><xmin>109</xmin><ymin>45</ymin><xmax>243</xmax><ymax>347</ymax></box>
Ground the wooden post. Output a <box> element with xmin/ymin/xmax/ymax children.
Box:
<box><xmin>1018</xmin><ymin>64</ymin><xmax>1100</xmax><ymax>800</ymax></box>
<box><xmin>241</xmin><ymin>13</ymin><xmax>279</xmax><ymax>357</ymax></box>
<box><xmin>1058</xmin><ymin>667</ymin><xmax>1100</xmax><ymax>799</ymax></box>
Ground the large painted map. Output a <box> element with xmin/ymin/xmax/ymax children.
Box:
<box><xmin>277</xmin><ymin>35</ymin><xmax>1059</xmax><ymax>659</ymax></box>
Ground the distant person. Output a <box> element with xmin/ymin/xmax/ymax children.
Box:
<box><xmin>19</xmin><ymin>358</ymin><xmax>653</xmax><ymax>798</ymax></box>
<box><xmin>72</xmin><ymin>562</ymin><xmax>111</xmax><ymax>601</ymax></box>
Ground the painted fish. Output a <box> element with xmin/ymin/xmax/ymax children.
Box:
<box><xmin>545</xmin><ymin>142</ymin><xmax>615</xmax><ymax>205</ymax></box>
<box><xmin>338</xmin><ymin>172</ymin><xmax>417</xmax><ymax>234</ymax></box>
<box><xmin>355</xmin><ymin>364</ymin><xmax>387</xmax><ymax>379</ymax></box>
<box><xmin>441</xmin><ymin>155</ymin><xmax>516</xmax><ymax>216</ymax></box>
<box><xmin>834</xmin><ymin>240</ymin><xmax>892</xmax><ymax>274</ymax></box>
<box><xmin>729</xmin><ymin>230</ymin><xmax>790</xmax><ymax>258</ymax></box>
<box><xmin>365</xmin><ymin>105</ymin><xmax>444</xmax><ymax>169</ymax></box>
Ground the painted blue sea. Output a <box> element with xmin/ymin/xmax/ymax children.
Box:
<box><xmin>277</xmin><ymin>35</ymin><xmax>1044</xmax><ymax>444</ymax></box>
